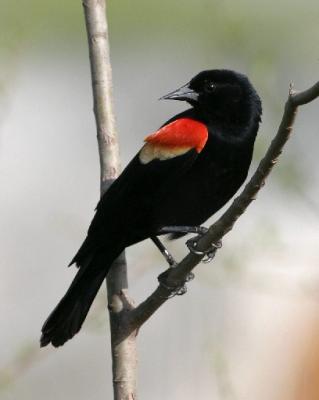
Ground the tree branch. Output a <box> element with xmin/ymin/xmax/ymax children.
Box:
<box><xmin>82</xmin><ymin>1</ymin><xmax>137</xmax><ymax>399</ymax></box>
<box><xmin>82</xmin><ymin>0</ymin><xmax>119</xmax><ymax>192</ymax></box>
<box><xmin>128</xmin><ymin>80</ymin><xmax>319</xmax><ymax>330</ymax></box>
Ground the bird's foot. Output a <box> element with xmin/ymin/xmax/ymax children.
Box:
<box><xmin>186</xmin><ymin>235</ymin><xmax>222</xmax><ymax>263</ymax></box>
<box><xmin>157</xmin><ymin>269</ymin><xmax>194</xmax><ymax>298</ymax></box>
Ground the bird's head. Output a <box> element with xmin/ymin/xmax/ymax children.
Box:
<box><xmin>161</xmin><ymin>69</ymin><xmax>262</xmax><ymax>125</ymax></box>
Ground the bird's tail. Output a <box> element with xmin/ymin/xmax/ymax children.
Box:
<box><xmin>40</xmin><ymin>245</ymin><xmax>121</xmax><ymax>347</ymax></box>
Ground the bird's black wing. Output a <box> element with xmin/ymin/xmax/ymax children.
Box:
<box><xmin>70</xmin><ymin>116</ymin><xmax>209</xmax><ymax>266</ymax></box>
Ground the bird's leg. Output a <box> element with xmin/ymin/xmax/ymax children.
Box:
<box><xmin>151</xmin><ymin>236</ymin><xmax>177</xmax><ymax>267</ymax></box>
<box><xmin>151</xmin><ymin>236</ymin><xmax>194</xmax><ymax>298</ymax></box>
<box><xmin>157</xmin><ymin>225</ymin><xmax>221</xmax><ymax>263</ymax></box>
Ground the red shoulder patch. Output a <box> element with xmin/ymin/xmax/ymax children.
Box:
<box><xmin>144</xmin><ymin>118</ymin><xmax>208</xmax><ymax>153</ymax></box>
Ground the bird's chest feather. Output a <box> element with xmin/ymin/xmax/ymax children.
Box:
<box><xmin>194</xmin><ymin>133</ymin><xmax>252</xmax><ymax>190</ymax></box>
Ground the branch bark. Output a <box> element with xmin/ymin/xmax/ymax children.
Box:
<box><xmin>82</xmin><ymin>1</ymin><xmax>137</xmax><ymax>399</ymax></box>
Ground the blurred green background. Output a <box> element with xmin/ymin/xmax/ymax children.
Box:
<box><xmin>1</xmin><ymin>1</ymin><xmax>319</xmax><ymax>399</ymax></box>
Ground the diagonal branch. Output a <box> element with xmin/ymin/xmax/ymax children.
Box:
<box><xmin>128</xmin><ymin>81</ymin><xmax>319</xmax><ymax>330</ymax></box>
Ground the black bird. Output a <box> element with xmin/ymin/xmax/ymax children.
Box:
<box><xmin>41</xmin><ymin>69</ymin><xmax>262</xmax><ymax>347</ymax></box>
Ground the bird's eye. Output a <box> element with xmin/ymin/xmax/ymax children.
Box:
<box><xmin>205</xmin><ymin>82</ymin><xmax>215</xmax><ymax>92</ymax></box>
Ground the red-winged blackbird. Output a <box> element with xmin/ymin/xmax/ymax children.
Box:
<box><xmin>41</xmin><ymin>69</ymin><xmax>262</xmax><ymax>347</ymax></box>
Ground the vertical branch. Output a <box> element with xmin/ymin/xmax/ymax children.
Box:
<box><xmin>82</xmin><ymin>1</ymin><xmax>137</xmax><ymax>399</ymax></box>
<box><xmin>82</xmin><ymin>0</ymin><xmax>119</xmax><ymax>193</ymax></box>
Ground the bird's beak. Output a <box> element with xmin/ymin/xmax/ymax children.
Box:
<box><xmin>159</xmin><ymin>83</ymin><xmax>199</xmax><ymax>102</ymax></box>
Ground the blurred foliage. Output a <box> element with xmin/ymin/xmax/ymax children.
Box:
<box><xmin>2</xmin><ymin>1</ymin><xmax>319</xmax><ymax>66</ymax></box>
<box><xmin>0</xmin><ymin>1</ymin><xmax>83</xmax><ymax>51</ymax></box>
<box><xmin>0</xmin><ymin>343</ymin><xmax>42</xmax><ymax>392</ymax></box>
<box><xmin>211</xmin><ymin>346</ymin><xmax>237</xmax><ymax>400</ymax></box>
<box><xmin>0</xmin><ymin>294</ymin><xmax>107</xmax><ymax>394</ymax></box>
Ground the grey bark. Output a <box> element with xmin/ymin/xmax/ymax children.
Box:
<box><xmin>82</xmin><ymin>1</ymin><xmax>137</xmax><ymax>399</ymax></box>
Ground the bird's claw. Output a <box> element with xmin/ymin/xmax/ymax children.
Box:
<box><xmin>158</xmin><ymin>280</ymin><xmax>188</xmax><ymax>298</ymax></box>
<box><xmin>157</xmin><ymin>270</ymin><xmax>194</xmax><ymax>298</ymax></box>
<box><xmin>186</xmin><ymin>236</ymin><xmax>222</xmax><ymax>263</ymax></box>
<box><xmin>185</xmin><ymin>272</ymin><xmax>195</xmax><ymax>281</ymax></box>
<box><xmin>174</xmin><ymin>285</ymin><xmax>187</xmax><ymax>296</ymax></box>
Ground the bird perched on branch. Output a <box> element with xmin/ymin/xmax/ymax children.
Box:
<box><xmin>41</xmin><ymin>69</ymin><xmax>262</xmax><ymax>347</ymax></box>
